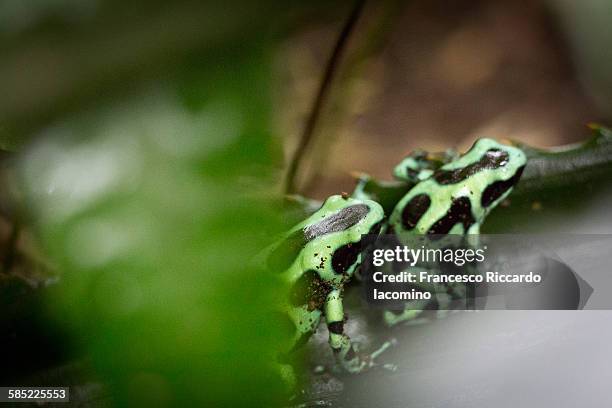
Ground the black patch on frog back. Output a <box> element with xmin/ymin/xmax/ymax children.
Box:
<box><xmin>433</xmin><ymin>149</ymin><xmax>509</xmax><ymax>185</ymax></box>
<box><xmin>332</xmin><ymin>240</ymin><xmax>362</xmax><ymax>275</ymax></box>
<box><xmin>303</xmin><ymin>204</ymin><xmax>370</xmax><ymax>242</ymax></box>
<box><xmin>268</xmin><ymin>230</ymin><xmax>306</xmax><ymax>272</ymax></box>
<box><xmin>327</xmin><ymin>321</ymin><xmax>344</xmax><ymax>334</ymax></box>
<box><xmin>268</xmin><ymin>204</ymin><xmax>372</xmax><ymax>273</ymax></box>
<box><xmin>427</xmin><ymin>196</ymin><xmax>475</xmax><ymax>235</ymax></box>
<box><xmin>481</xmin><ymin>165</ymin><xmax>525</xmax><ymax>207</ymax></box>
<box><xmin>288</xmin><ymin>270</ymin><xmax>332</xmax><ymax>309</ymax></box>
<box><xmin>401</xmin><ymin>194</ymin><xmax>431</xmax><ymax>230</ymax></box>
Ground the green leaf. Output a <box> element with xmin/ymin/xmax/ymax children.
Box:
<box><xmin>19</xmin><ymin>41</ymin><xmax>293</xmax><ymax>407</ymax></box>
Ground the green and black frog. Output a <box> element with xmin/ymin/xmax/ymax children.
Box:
<box><xmin>268</xmin><ymin>137</ymin><xmax>527</xmax><ymax>384</ymax></box>
<box><xmin>264</xmin><ymin>194</ymin><xmax>390</xmax><ymax>385</ymax></box>
<box><xmin>389</xmin><ymin>138</ymin><xmax>526</xmax><ymax>236</ymax></box>
<box><xmin>384</xmin><ymin>138</ymin><xmax>526</xmax><ymax>325</ymax></box>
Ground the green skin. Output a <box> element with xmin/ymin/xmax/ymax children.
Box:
<box><xmin>385</xmin><ymin>138</ymin><xmax>527</xmax><ymax>324</ymax></box>
<box><xmin>392</xmin><ymin>148</ymin><xmax>458</xmax><ymax>183</ymax></box>
<box><xmin>390</xmin><ymin>138</ymin><xmax>526</xmax><ymax>235</ymax></box>
<box><xmin>272</xmin><ymin>194</ymin><xmax>387</xmax><ymax>382</ymax></box>
<box><xmin>273</xmin><ymin>138</ymin><xmax>526</xmax><ymax>382</ymax></box>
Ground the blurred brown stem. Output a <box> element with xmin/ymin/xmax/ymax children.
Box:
<box><xmin>284</xmin><ymin>0</ymin><xmax>366</xmax><ymax>194</ymax></box>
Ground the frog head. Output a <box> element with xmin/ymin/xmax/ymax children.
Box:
<box><xmin>393</xmin><ymin>149</ymin><xmax>458</xmax><ymax>183</ymax></box>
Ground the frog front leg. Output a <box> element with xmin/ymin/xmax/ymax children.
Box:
<box><xmin>325</xmin><ymin>289</ymin><xmax>394</xmax><ymax>373</ymax></box>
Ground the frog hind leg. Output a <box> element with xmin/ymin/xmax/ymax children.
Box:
<box><xmin>383</xmin><ymin>299</ymin><xmax>429</xmax><ymax>326</ymax></box>
<box><xmin>382</xmin><ymin>291</ymin><xmax>458</xmax><ymax>326</ymax></box>
<box><xmin>325</xmin><ymin>289</ymin><xmax>395</xmax><ymax>373</ymax></box>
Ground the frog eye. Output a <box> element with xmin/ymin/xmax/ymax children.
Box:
<box><xmin>483</xmin><ymin>148</ymin><xmax>509</xmax><ymax>167</ymax></box>
<box><xmin>404</xmin><ymin>167</ymin><xmax>420</xmax><ymax>180</ymax></box>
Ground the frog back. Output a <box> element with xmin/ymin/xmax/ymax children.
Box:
<box><xmin>390</xmin><ymin>138</ymin><xmax>526</xmax><ymax>236</ymax></box>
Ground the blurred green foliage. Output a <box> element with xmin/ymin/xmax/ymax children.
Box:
<box><xmin>0</xmin><ymin>0</ymin><xmax>343</xmax><ymax>146</ymax></box>
<box><xmin>21</xmin><ymin>52</ymin><xmax>292</xmax><ymax>406</ymax></box>
<box><xmin>5</xmin><ymin>1</ymin><xmax>357</xmax><ymax>406</ymax></box>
